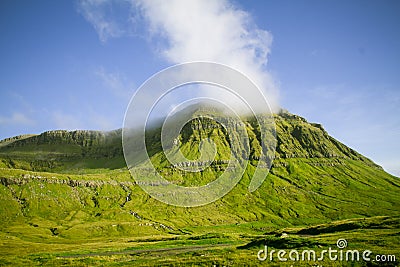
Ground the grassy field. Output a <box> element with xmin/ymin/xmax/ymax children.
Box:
<box><xmin>0</xmin><ymin>165</ymin><xmax>398</xmax><ymax>266</ymax></box>
<box><xmin>0</xmin><ymin>213</ymin><xmax>398</xmax><ymax>266</ymax></box>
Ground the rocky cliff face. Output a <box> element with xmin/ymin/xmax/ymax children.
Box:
<box><xmin>2</xmin><ymin>129</ymin><xmax>121</xmax><ymax>148</ymax></box>
<box><xmin>0</xmin><ymin>129</ymin><xmax>123</xmax><ymax>171</ymax></box>
<box><xmin>0</xmin><ymin>110</ymin><xmax>379</xmax><ymax>172</ymax></box>
<box><xmin>274</xmin><ymin>111</ymin><xmax>376</xmax><ymax>164</ymax></box>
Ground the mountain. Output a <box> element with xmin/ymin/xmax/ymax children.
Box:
<box><xmin>0</xmin><ymin>106</ymin><xmax>399</xmax><ymax>265</ymax></box>
<box><xmin>0</xmin><ymin>108</ymin><xmax>378</xmax><ymax>172</ymax></box>
<box><xmin>0</xmin><ymin>129</ymin><xmax>124</xmax><ymax>172</ymax></box>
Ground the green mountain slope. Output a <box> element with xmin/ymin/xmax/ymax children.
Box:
<box><xmin>0</xmin><ymin>129</ymin><xmax>124</xmax><ymax>172</ymax></box>
<box><xmin>0</xmin><ymin>107</ymin><xmax>398</xmax><ymax>224</ymax></box>
<box><xmin>0</xmin><ymin>107</ymin><xmax>399</xmax><ymax>265</ymax></box>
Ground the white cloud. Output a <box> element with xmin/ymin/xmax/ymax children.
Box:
<box><xmin>77</xmin><ymin>0</ymin><xmax>126</xmax><ymax>42</ymax></box>
<box><xmin>0</xmin><ymin>112</ymin><xmax>35</xmax><ymax>126</ymax></box>
<box><xmin>95</xmin><ymin>67</ymin><xmax>132</xmax><ymax>99</ymax></box>
<box><xmin>78</xmin><ymin>0</ymin><xmax>280</xmax><ymax>111</ymax></box>
<box><xmin>133</xmin><ymin>0</ymin><xmax>279</xmax><ymax>111</ymax></box>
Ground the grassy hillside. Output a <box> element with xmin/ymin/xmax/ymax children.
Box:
<box><xmin>0</xmin><ymin>129</ymin><xmax>124</xmax><ymax>173</ymax></box>
<box><xmin>0</xmin><ymin>109</ymin><xmax>399</xmax><ymax>266</ymax></box>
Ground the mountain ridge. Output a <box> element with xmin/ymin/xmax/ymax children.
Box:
<box><xmin>0</xmin><ymin>110</ymin><xmax>381</xmax><ymax>172</ymax></box>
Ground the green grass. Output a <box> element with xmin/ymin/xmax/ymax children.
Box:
<box><xmin>0</xmin><ymin>158</ymin><xmax>398</xmax><ymax>265</ymax></box>
<box><xmin>0</xmin><ymin>216</ymin><xmax>398</xmax><ymax>266</ymax></box>
<box><xmin>0</xmin><ymin>108</ymin><xmax>399</xmax><ymax>265</ymax></box>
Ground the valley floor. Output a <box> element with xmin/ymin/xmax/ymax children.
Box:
<box><xmin>0</xmin><ymin>216</ymin><xmax>399</xmax><ymax>266</ymax></box>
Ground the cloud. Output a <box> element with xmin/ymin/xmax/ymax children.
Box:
<box><xmin>78</xmin><ymin>0</ymin><xmax>279</xmax><ymax>112</ymax></box>
<box><xmin>95</xmin><ymin>67</ymin><xmax>132</xmax><ymax>99</ymax></box>
<box><xmin>0</xmin><ymin>112</ymin><xmax>35</xmax><ymax>126</ymax></box>
<box><xmin>133</xmin><ymin>0</ymin><xmax>279</xmax><ymax>111</ymax></box>
<box><xmin>77</xmin><ymin>0</ymin><xmax>127</xmax><ymax>42</ymax></box>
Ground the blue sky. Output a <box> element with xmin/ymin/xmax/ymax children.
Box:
<box><xmin>0</xmin><ymin>0</ymin><xmax>399</xmax><ymax>176</ymax></box>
